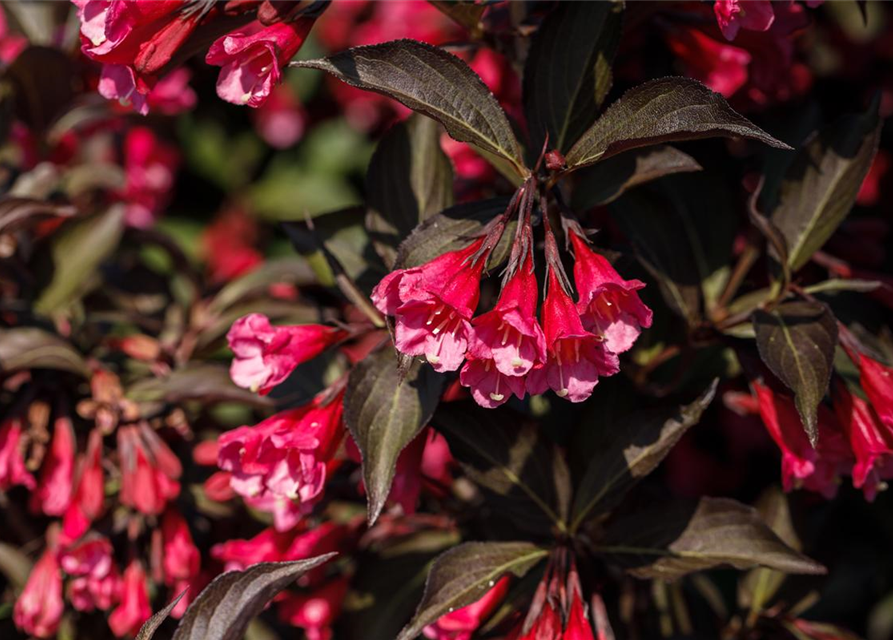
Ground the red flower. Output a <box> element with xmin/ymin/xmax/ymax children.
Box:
<box><xmin>0</xmin><ymin>418</ymin><xmax>35</xmax><ymax>491</ymax></box>
<box><xmin>61</xmin><ymin>537</ymin><xmax>120</xmax><ymax>612</ymax></box>
<box><xmin>372</xmin><ymin>238</ymin><xmax>488</xmax><ymax>372</ymax></box>
<box><xmin>279</xmin><ymin>577</ymin><xmax>350</xmax><ymax>640</ymax></box>
<box><xmin>109</xmin><ymin>560</ymin><xmax>151</xmax><ymax>638</ymax></box>
<box><xmin>666</xmin><ymin>27</ymin><xmax>751</xmax><ymax>98</ymax></box>
<box><xmin>161</xmin><ymin>508</ymin><xmax>201</xmax><ymax>587</ymax></box>
<box><xmin>217</xmin><ymin>390</ymin><xmax>345</xmax><ymax>530</ymax></box>
<box><xmin>570</xmin><ymin>232</ymin><xmax>652</xmax><ymax>355</ymax></box>
<box><xmin>423</xmin><ymin>576</ymin><xmax>509</xmax><ymax>640</ymax></box>
<box><xmin>14</xmin><ymin>548</ymin><xmax>64</xmax><ymax>638</ymax></box>
<box><xmin>714</xmin><ymin>0</ymin><xmax>775</xmax><ymax>41</ymax></box>
<box><xmin>31</xmin><ymin>415</ymin><xmax>76</xmax><ymax>516</ymax></box>
<box><xmin>564</xmin><ymin>590</ymin><xmax>596</xmax><ymax>640</ymax></box>
<box><xmin>206</xmin><ymin>19</ymin><xmax>315</xmax><ymax>108</ymax></box>
<box><xmin>521</xmin><ymin>600</ymin><xmax>563</xmax><ymax>640</ymax></box>
<box><xmin>120</xmin><ymin>126</ymin><xmax>179</xmax><ymax>228</ymax></box>
<box><xmin>753</xmin><ymin>381</ymin><xmax>852</xmax><ymax>498</ymax></box>
<box><xmin>856</xmin><ymin>353</ymin><xmax>893</xmax><ymax>431</ymax></box>
<box><xmin>62</xmin><ymin>429</ymin><xmax>105</xmax><ymax>542</ymax></box>
<box><xmin>212</xmin><ymin>527</ymin><xmax>295</xmax><ymax>571</ymax></box>
<box><xmin>527</xmin><ymin>270</ymin><xmax>620</xmax><ymax>403</ymax></box>
<box><xmin>833</xmin><ymin>381</ymin><xmax>893</xmax><ymax>500</ymax></box>
<box><xmin>117</xmin><ymin>424</ymin><xmax>182</xmax><ymax>516</ymax></box>
<box><xmin>227</xmin><ymin>313</ymin><xmax>346</xmax><ymax>394</ymax></box>
<box><xmin>253</xmin><ymin>84</ymin><xmax>306</xmax><ymax>149</ymax></box>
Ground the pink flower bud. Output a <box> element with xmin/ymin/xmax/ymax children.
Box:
<box><xmin>423</xmin><ymin>577</ymin><xmax>509</xmax><ymax>640</ymax></box>
<box><xmin>14</xmin><ymin>548</ymin><xmax>64</xmax><ymax>638</ymax></box>
<box><xmin>0</xmin><ymin>418</ymin><xmax>35</xmax><ymax>491</ymax></box>
<box><xmin>109</xmin><ymin>560</ymin><xmax>151</xmax><ymax>638</ymax></box>
<box><xmin>31</xmin><ymin>415</ymin><xmax>76</xmax><ymax>516</ymax></box>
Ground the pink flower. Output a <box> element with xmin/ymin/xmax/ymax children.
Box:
<box><xmin>753</xmin><ymin>381</ymin><xmax>852</xmax><ymax>498</ymax></box>
<box><xmin>161</xmin><ymin>508</ymin><xmax>201</xmax><ymax>587</ymax></box>
<box><xmin>423</xmin><ymin>576</ymin><xmax>509</xmax><ymax>640</ymax></box>
<box><xmin>0</xmin><ymin>9</ymin><xmax>27</xmax><ymax>63</ymax></box>
<box><xmin>120</xmin><ymin>126</ymin><xmax>178</xmax><ymax>228</ymax></box>
<box><xmin>279</xmin><ymin>577</ymin><xmax>350</xmax><ymax>640</ymax></box>
<box><xmin>527</xmin><ymin>270</ymin><xmax>620</xmax><ymax>403</ymax></box>
<box><xmin>372</xmin><ymin>238</ymin><xmax>488</xmax><ymax>372</ymax></box>
<box><xmin>201</xmin><ymin>208</ymin><xmax>263</xmax><ymax>283</ymax></box>
<box><xmin>144</xmin><ymin>67</ymin><xmax>197</xmax><ymax>115</ymax></box>
<box><xmin>31</xmin><ymin>415</ymin><xmax>76</xmax><ymax>516</ymax></box>
<box><xmin>460</xmin><ymin>357</ymin><xmax>528</xmax><ymax>409</ymax></box>
<box><xmin>13</xmin><ymin>548</ymin><xmax>64</xmax><ymax>638</ymax></box>
<box><xmin>570</xmin><ymin>232</ymin><xmax>652</xmax><ymax>355</ymax></box>
<box><xmin>666</xmin><ymin>27</ymin><xmax>751</xmax><ymax>97</ymax></box>
<box><xmin>833</xmin><ymin>381</ymin><xmax>893</xmax><ymax>500</ymax></box>
<box><xmin>714</xmin><ymin>0</ymin><xmax>775</xmax><ymax>41</ymax></box>
<box><xmin>212</xmin><ymin>527</ymin><xmax>295</xmax><ymax>572</ymax></box>
<box><xmin>217</xmin><ymin>390</ymin><xmax>345</xmax><ymax>530</ymax></box>
<box><xmin>61</xmin><ymin>537</ymin><xmax>120</xmax><ymax>612</ymax></box>
<box><xmin>0</xmin><ymin>418</ymin><xmax>35</xmax><ymax>491</ymax></box>
<box><xmin>117</xmin><ymin>424</ymin><xmax>182</xmax><ymax>516</ymax></box>
<box><xmin>253</xmin><ymin>84</ymin><xmax>306</xmax><ymax>148</ymax></box>
<box><xmin>520</xmin><ymin>599</ymin><xmax>562</xmax><ymax>640</ymax></box>
<box><xmin>227</xmin><ymin>314</ymin><xmax>347</xmax><ymax>394</ymax></box>
<box><xmin>856</xmin><ymin>353</ymin><xmax>893</xmax><ymax>431</ymax></box>
<box><xmin>109</xmin><ymin>560</ymin><xmax>151</xmax><ymax>638</ymax></box>
<box><xmin>564</xmin><ymin>590</ymin><xmax>596</xmax><ymax>640</ymax></box>
<box><xmin>206</xmin><ymin>19</ymin><xmax>314</xmax><ymax>108</ymax></box>
<box><xmin>62</xmin><ymin>429</ymin><xmax>105</xmax><ymax>542</ymax></box>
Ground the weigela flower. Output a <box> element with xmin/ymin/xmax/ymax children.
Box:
<box><xmin>665</xmin><ymin>27</ymin><xmax>751</xmax><ymax>98</ymax></box>
<box><xmin>527</xmin><ymin>270</ymin><xmax>620</xmax><ymax>403</ymax></box>
<box><xmin>217</xmin><ymin>390</ymin><xmax>345</xmax><ymax>530</ymax></box>
<box><xmin>212</xmin><ymin>527</ymin><xmax>296</xmax><ymax>572</ymax></box>
<box><xmin>206</xmin><ymin>18</ymin><xmax>315</xmax><ymax>107</ymax></box>
<box><xmin>109</xmin><ymin>560</ymin><xmax>151</xmax><ymax>638</ymax></box>
<box><xmin>278</xmin><ymin>576</ymin><xmax>350</xmax><ymax>640</ymax></box>
<box><xmin>61</xmin><ymin>537</ymin><xmax>120</xmax><ymax>612</ymax></box>
<box><xmin>570</xmin><ymin>232</ymin><xmax>652</xmax><ymax>355</ymax></box>
<box><xmin>62</xmin><ymin>429</ymin><xmax>105</xmax><ymax>542</ymax></box>
<box><xmin>833</xmin><ymin>381</ymin><xmax>893</xmax><ymax>501</ymax></box>
<box><xmin>117</xmin><ymin>424</ymin><xmax>182</xmax><ymax>516</ymax></box>
<box><xmin>253</xmin><ymin>84</ymin><xmax>306</xmax><ymax>149</ymax></box>
<box><xmin>0</xmin><ymin>418</ymin><xmax>35</xmax><ymax>491</ymax></box>
<box><xmin>753</xmin><ymin>381</ymin><xmax>853</xmax><ymax>498</ymax></box>
<box><xmin>120</xmin><ymin>126</ymin><xmax>178</xmax><ymax>228</ymax></box>
<box><xmin>714</xmin><ymin>0</ymin><xmax>775</xmax><ymax>41</ymax></box>
<box><xmin>856</xmin><ymin>353</ymin><xmax>893</xmax><ymax>431</ymax></box>
<box><xmin>564</xmin><ymin>590</ymin><xmax>596</xmax><ymax>640</ymax></box>
<box><xmin>13</xmin><ymin>547</ymin><xmax>64</xmax><ymax>638</ymax></box>
<box><xmin>423</xmin><ymin>576</ymin><xmax>509</xmax><ymax>640</ymax></box>
<box><xmin>161</xmin><ymin>508</ymin><xmax>201</xmax><ymax>587</ymax></box>
<box><xmin>459</xmin><ymin>357</ymin><xmax>528</xmax><ymax>409</ymax></box>
<box><xmin>227</xmin><ymin>313</ymin><xmax>347</xmax><ymax>394</ymax></box>
<box><xmin>372</xmin><ymin>237</ymin><xmax>488</xmax><ymax>372</ymax></box>
<box><xmin>31</xmin><ymin>415</ymin><xmax>75</xmax><ymax>516</ymax></box>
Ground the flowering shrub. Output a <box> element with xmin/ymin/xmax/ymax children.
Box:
<box><xmin>1</xmin><ymin>1</ymin><xmax>893</xmax><ymax>639</ymax></box>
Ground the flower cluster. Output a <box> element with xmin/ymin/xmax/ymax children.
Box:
<box><xmin>72</xmin><ymin>0</ymin><xmax>325</xmax><ymax>114</ymax></box>
<box><xmin>372</xmin><ymin>188</ymin><xmax>652</xmax><ymax>408</ymax></box>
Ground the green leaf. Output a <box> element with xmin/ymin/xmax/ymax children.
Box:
<box><xmin>803</xmin><ymin>278</ymin><xmax>882</xmax><ymax>295</ymax></box>
<box><xmin>206</xmin><ymin>258</ymin><xmax>317</xmax><ymax>315</ymax></box>
<box><xmin>433</xmin><ymin>402</ymin><xmax>570</xmax><ymax>535</ymax></box>
<box><xmin>0</xmin><ymin>327</ymin><xmax>88</xmax><ymax>377</ymax></box>
<box><xmin>35</xmin><ymin>206</ymin><xmax>125</xmax><ymax>314</ymax></box>
<box><xmin>571</xmin><ymin>145</ymin><xmax>702</xmax><ymax>210</ymax></box>
<box><xmin>565</xmin><ymin>77</ymin><xmax>790</xmax><ymax>171</ymax></box>
<box><xmin>366</xmin><ymin>115</ymin><xmax>454</xmax><ymax>267</ymax></box>
<box><xmin>126</xmin><ymin>364</ymin><xmax>273</xmax><ymax>409</ymax></box>
<box><xmin>169</xmin><ymin>556</ymin><xmax>335</xmax><ymax>640</ymax></box>
<box><xmin>524</xmin><ymin>0</ymin><xmax>623</xmax><ymax>154</ymax></box>
<box><xmin>771</xmin><ymin>100</ymin><xmax>882</xmax><ymax>271</ymax></box>
<box><xmin>738</xmin><ymin>488</ymin><xmax>800</xmax><ymax>613</ymax></box>
<box><xmin>344</xmin><ymin>346</ymin><xmax>445</xmax><ymax>524</ymax></box>
<box><xmin>753</xmin><ymin>301</ymin><xmax>838</xmax><ymax>446</ymax></box>
<box><xmin>600</xmin><ymin>497</ymin><xmax>826</xmax><ymax>580</ymax></box>
<box><xmin>395</xmin><ymin>197</ymin><xmax>512</xmax><ymax>269</ymax></box>
<box><xmin>397</xmin><ymin>542</ymin><xmax>548</xmax><ymax>640</ymax></box>
<box><xmin>570</xmin><ymin>381</ymin><xmax>717</xmax><ymax>533</ymax></box>
<box><xmin>292</xmin><ymin>40</ymin><xmax>527</xmax><ymax>177</ymax></box>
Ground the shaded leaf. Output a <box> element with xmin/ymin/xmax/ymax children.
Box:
<box><xmin>171</xmin><ymin>556</ymin><xmax>335</xmax><ymax>640</ymax></box>
<box><xmin>395</xmin><ymin>197</ymin><xmax>513</xmax><ymax>269</ymax></box>
<box><xmin>753</xmin><ymin>301</ymin><xmax>838</xmax><ymax>445</ymax></box>
<box><xmin>0</xmin><ymin>197</ymin><xmax>76</xmax><ymax>234</ymax></box>
<box><xmin>571</xmin><ymin>145</ymin><xmax>702</xmax><ymax>210</ymax></box>
<box><xmin>0</xmin><ymin>542</ymin><xmax>33</xmax><ymax>590</ymax></box>
<box><xmin>136</xmin><ymin>592</ymin><xmax>185</xmax><ymax>640</ymax></box>
<box><xmin>565</xmin><ymin>77</ymin><xmax>789</xmax><ymax>171</ymax></box>
<box><xmin>366</xmin><ymin>115</ymin><xmax>454</xmax><ymax>267</ymax></box>
<box><xmin>429</xmin><ymin>0</ymin><xmax>487</xmax><ymax>38</ymax></box>
<box><xmin>0</xmin><ymin>327</ymin><xmax>88</xmax><ymax>377</ymax></box>
<box><xmin>771</xmin><ymin>100</ymin><xmax>882</xmax><ymax>271</ymax></box>
<box><xmin>524</xmin><ymin>0</ymin><xmax>623</xmax><ymax>154</ymax></box>
<box><xmin>433</xmin><ymin>402</ymin><xmax>569</xmax><ymax>535</ymax></box>
<box><xmin>397</xmin><ymin>542</ymin><xmax>548</xmax><ymax>640</ymax></box>
<box><xmin>600</xmin><ymin>497</ymin><xmax>826</xmax><ymax>580</ymax></box>
<box><xmin>126</xmin><ymin>364</ymin><xmax>273</xmax><ymax>409</ymax></box>
<box><xmin>344</xmin><ymin>346</ymin><xmax>445</xmax><ymax>524</ymax></box>
<box><xmin>206</xmin><ymin>258</ymin><xmax>317</xmax><ymax>315</ymax></box>
<box><xmin>570</xmin><ymin>381</ymin><xmax>717</xmax><ymax>533</ymax></box>
<box><xmin>803</xmin><ymin>278</ymin><xmax>882</xmax><ymax>295</ymax></box>
<box><xmin>292</xmin><ymin>40</ymin><xmax>526</xmax><ymax>176</ymax></box>
<box><xmin>4</xmin><ymin>46</ymin><xmax>76</xmax><ymax>133</ymax></box>
<box><xmin>35</xmin><ymin>206</ymin><xmax>125</xmax><ymax>314</ymax></box>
